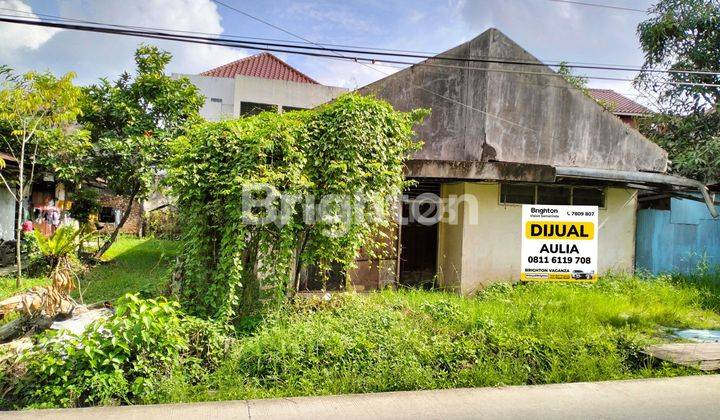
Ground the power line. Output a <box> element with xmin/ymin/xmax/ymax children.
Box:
<box><xmin>3</xmin><ymin>6</ymin><xmax>719</xmax><ymax>78</ymax></box>
<box><xmin>543</xmin><ymin>0</ymin><xmax>647</xmax><ymax>13</ymax></box>
<box><xmin>2</xmin><ymin>15</ymin><xmax>719</xmax><ymax>89</ymax></box>
<box><xmin>209</xmin><ymin>1</ymin><xmax>548</xmax><ymax>134</ymax></box>
<box><xmin>0</xmin><ymin>6</ymin><xmax>659</xmax><ymax>69</ymax></box>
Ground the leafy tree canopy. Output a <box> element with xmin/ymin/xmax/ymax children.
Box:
<box><xmin>80</xmin><ymin>45</ymin><xmax>204</xmax><ymax>257</ymax></box>
<box><xmin>637</xmin><ymin>0</ymin><xmax>720</xmax><ymax>112</ymax></box>
<box><xmin>636</xmin><ymin>0</ymin><xmax>720</xmax><ymax>183</ymax></box>
<box><xmin>0</xmin><ymin>69</ymin><xmax>87</xmax><ymax>284</ymax></box>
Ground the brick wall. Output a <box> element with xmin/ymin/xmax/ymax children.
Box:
<box><xmin>97</xmin><ymin>192</ymin><xmax>142</xmax><ymax>236</ymax></box>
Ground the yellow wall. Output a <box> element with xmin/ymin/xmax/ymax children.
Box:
<box><xmin>437</xmin><ymin>182</ymin><xmax>637</xmax><ymax>294</ymax></box>
<box><xmin>437</xmin><ymin>182</ymin><xmax>466</xmax><ymax>291</ymax></box>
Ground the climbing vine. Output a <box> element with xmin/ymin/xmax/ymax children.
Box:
<box><xmin>166</xmin><ymin>94</ymin><xmax>428</xmax><ymax>323</ymax></box>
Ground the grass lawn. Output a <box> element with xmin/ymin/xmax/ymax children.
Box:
<box><xmin>159</xmin><ymin>274</ymin><xmax>720</xmax><ymax>403</ymax></box>
<box><xmin>76</xmin><ymin>236</ymin><xmax>179</xmax><ymax>303</ymax></box>
<box><xmin>0</xmin><ymin>236</ymin><xmax>179</xmax><ymax>304</ymax></box>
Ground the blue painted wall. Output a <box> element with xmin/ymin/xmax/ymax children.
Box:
<box><xmin>636</xmin><ymin>198</ymin><xmax>720</xmax><ymax>274</ymax></box>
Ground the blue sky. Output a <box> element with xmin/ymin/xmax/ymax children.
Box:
<box><xmin>1</xmin><ymin>0</ymin><xmax>657</xmax><ymax>104</ymax></box>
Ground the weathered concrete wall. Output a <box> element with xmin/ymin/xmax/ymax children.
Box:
<box><xmin>436</xmin><ymin>182</ymin><xmax>637</xmax><ymax>293</ymax></box>
<box><xmin>359</xmin><ymin>28</ymin><xmax>667</xmax><ymax>174</ymax></box>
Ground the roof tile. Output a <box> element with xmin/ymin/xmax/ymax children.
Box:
<box><xmin>587</xmin><ymin>89</ymin><xmax>651</xmax><ymax>115</ymax></box>
<box><xmin>200</xmin><ymin>53</ymin><xmax>319</xmax><ymax>84</ymax></box>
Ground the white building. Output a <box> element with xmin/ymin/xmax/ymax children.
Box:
<box><xmin>176</xmin><ymin>53</ymin><xmax>347</xmax><ymax>121</ymax></box>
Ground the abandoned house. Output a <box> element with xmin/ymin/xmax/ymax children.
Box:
<box><xmin>346</xmin><ymin>28</ymin><xmax>717</xmax><ymax>294</ymax></box>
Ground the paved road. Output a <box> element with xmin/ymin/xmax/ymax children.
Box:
<box><xmin>2</xmin><ymin>375</ymin><xmax>718</xmax><ymax>419</ymax></box>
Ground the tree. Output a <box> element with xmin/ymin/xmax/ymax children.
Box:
<box><xmin>80</xmin><ymin>45</ymin><xmax>203</xmax><ymax>258</ymax></box>
<box><xmin>635</xmin><ymin>0</ymin><xmax>720</xmax><ymax>183</ymax></box>
<box><xmin>167</xmin><ymin>94</ymin><xmax>427</xmax><ymax>322</ymax></box>
<box><xmin>0</xmin><ymin>69</ymin><xmax>87</xmax><ymax>286</ymax></box>
<box><xmin>557</xmin><ymin>62</ymin><xmax>615</xmax><ymax>111</ymax></box>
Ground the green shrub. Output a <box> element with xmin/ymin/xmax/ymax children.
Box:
<box><xmin>144</xmin><ymin>207</ymin><xmax>181</xmax><ymax>240</ymax></box>
<box><xmin>21</xmin><ymin>231</ymin><xmax>48</xmax><ymax>277</ymax></box>
<box><xmin>68</xmin><ymin>188</ymin><xmax>101</xmax><ymax>225</ymax></box>
<box><xmin>3</xmin><ymin>294</ymin><xmax>229</xmax><ymax>409</ymax></box>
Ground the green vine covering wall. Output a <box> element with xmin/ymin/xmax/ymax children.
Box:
<box><xmin>167</xmin><ymin>94</ymin><xmax>428</xmax><ymax>323</ymax></box>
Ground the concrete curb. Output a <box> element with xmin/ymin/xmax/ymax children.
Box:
<box><xmin>2</xmin><ymin>375</ymin><xmax>718</xmax><ymax>419</ymax></box>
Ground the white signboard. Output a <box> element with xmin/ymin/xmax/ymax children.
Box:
<box><xmin>521</xmin><ymin>205</ymin><xmax>598</xmax><ymax>282</ymax></box>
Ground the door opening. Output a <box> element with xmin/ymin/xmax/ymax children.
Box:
<box><xmin>399</xmin><ymin>181</ymin><xmax>440</xmax><ymax>289</ymax></box>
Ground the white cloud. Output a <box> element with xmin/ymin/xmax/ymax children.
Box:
<box><xmin>407</xmin><ymin>9</ymin><xmax>425</xmax><ymax>24</ymax></box>
<box><xmin>0</xmin><ymin>0</ymin><xmax>59</xmax><ymax>53</ymax></box>
<box><xmin>0</xmin><ymin>0</ymin><xmax>244</xmax><ymax>84</ymax></box>
<box><xmin>286</xmin><ymin>3</ymin><xmax>378</xmax><ymax>34</ymax></box>
<box><xmin>304</xmin><ymin>58</ymin><xmax>401</xmax><ymax>89</ymax></box>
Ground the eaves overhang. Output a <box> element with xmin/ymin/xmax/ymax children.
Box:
<box><xmin>403</xmin><ymin>159</ymin><xmax>718</xmax><ymax>218</ymax></box>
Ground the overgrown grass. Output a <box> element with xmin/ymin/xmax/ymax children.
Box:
<box><xmin>157</xmin><ymin>273</ymin><xmax>720</xmax><ymax>403</ymax></box>
<box><xmin>0</xmin><ymin>237</ymin><xmax>179</xmax><ymax>303</ymax></box>
<box><xmin>2</xmin><ymin>247</ymin><xmax>719</xmax><ymax>408</ymax></box>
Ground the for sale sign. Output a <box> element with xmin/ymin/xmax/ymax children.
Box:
<box><xmin>520</xmin><ymin>205</ymin><xmax>598</xmax><ymax>282</ymax></box>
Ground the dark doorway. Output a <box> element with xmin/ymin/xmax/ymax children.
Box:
<box><xmin>399</xmin><ymin>181</ymin><xmax>440</xmax><ymax>289</ymax></box>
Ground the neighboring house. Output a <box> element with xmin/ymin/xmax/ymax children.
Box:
<box><xmin>345</xmin><ymin>28</ymin><xmax>716</xmax><ymax>293</ymax></box>
<box><xmin>587</xmin><ymin>89</ymin><xmax>651</xmax><ymax>128</ymax></box>
<box><xmin>175</xmin><ymin>52</ymin><xmax>347</xmax><ymax>121</ymax></box>
<box><xmin>583</xmin><ymin>92</ymin><xmax>720</xmax><ymax>274</ymax></box>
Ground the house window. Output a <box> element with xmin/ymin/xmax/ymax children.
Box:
<box><xmin>572</xmin><ymin>187</ymin><xmax>604</xmax><ymax>206</ymax></box>
<box><xmin>240</xmin><ymin>102</ymin><xmax>277</xmax><ymax>116</ymax></box>
<box><xmin>500</xmin><ymin>184</ymin><xmax>605</xmax><ymax>207</ymax></box>
<box><xmin>282</xmin><ymin>106</ymin><xmax>306</xmax><ymax>113</ymax></box>
<box><xmin>500</xmin><ymin>184</ymin><xmax>535</xmax><ymax>204</ymax></box>
<box><xmin>537</xmin><ymin>186</ymin><xmax>571</xmax><ymax>205</ymax></box>
<box><xmin>99</xmin><ymin>206</ymin><xmax>115</xmax><ymax>223</ymax></box>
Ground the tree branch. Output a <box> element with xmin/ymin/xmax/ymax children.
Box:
<box><xmin>0</xmin><ymin>172</ymin><xmax>18</xmax><ymax>202</ymax></box>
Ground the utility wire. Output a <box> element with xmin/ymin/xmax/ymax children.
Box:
<box><xmin>0</xmin><ymin>6</ymin><xmax>665</xmax><ymax>70</ymax></box>
<box><xmin>2</xmin><ymin>15</ymin><xmax>719</xmax><ymax>89</ymax></box>
<box><xmin>543</xmin><ymin>0</ymin><xmax>647</xmax><ymax>13</ymax></box>
<box><xmin>3</xmin><ymin>6</ymin><xmax>718</xmax><ymax>79</ymax></box>
<box><xmin>2</xmin><ymin>8</ymin><xmax>718</xmax><ymax>78</ymax></box>
<box><xmin>210</xmin><ymin>1</ymin><xmax>544</xmax><ymax>133</ymax></box>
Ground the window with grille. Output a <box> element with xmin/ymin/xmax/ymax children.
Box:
<box><xmin>500</xmin><ymin>184</ymin><xmax>605</xmax><ymax>207</ymax></box>
<box><xmin>572</xmin><ymin>187</ymin><xmax>604</xmax><ymax>206</ymax></box>
<box><xmin>537</xmin><ymin>185</ymin><xmax>571</xmax><ymax>205</ymax></box>
<box><xmin>500</xmin><ymin>184</ymin><xmax>535</xmax><ymax>204</ymax></box>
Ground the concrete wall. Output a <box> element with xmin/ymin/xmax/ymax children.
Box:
<box><xmin>233</xmin><ymin>76</ymin><xmax>347</xmax><ymax>113</ymax></box>
<box><xmin>359</xmin><ymin>28</ymin><xmax>667</xmax><ymax>174</ymax></box>
<box><xmin>178</xmin><ymin>74</ymin><xmax>235</xmax><ymax>121</ymax></box>
<box><xmin>437</xmin><ymin>182</ymin><xmax>466</xmax><ymax>292</ymax></box>
<box><xmin>436</xmin><ymin>182</ymin><xmax>637</xmax><ymax>293</ymax></box>
<box><xmin>176</xmin><ymin>74</ymin><xmax>347</xmax><ymax>121</ymax></box>
<box><xmin>0</xmin><ymin>188</ymin><xmax>14</xmax><ymax>241</ymax></box>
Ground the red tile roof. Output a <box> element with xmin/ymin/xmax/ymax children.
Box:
<box><xmin>587</xmin><ymin>89</ymin><xmax>651</xmax><ymax>116</ymax></box>
<box><xmin>200</xmin><ymin>53</ymin><xmax>319</xmax><ymax>84</ymax></box>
